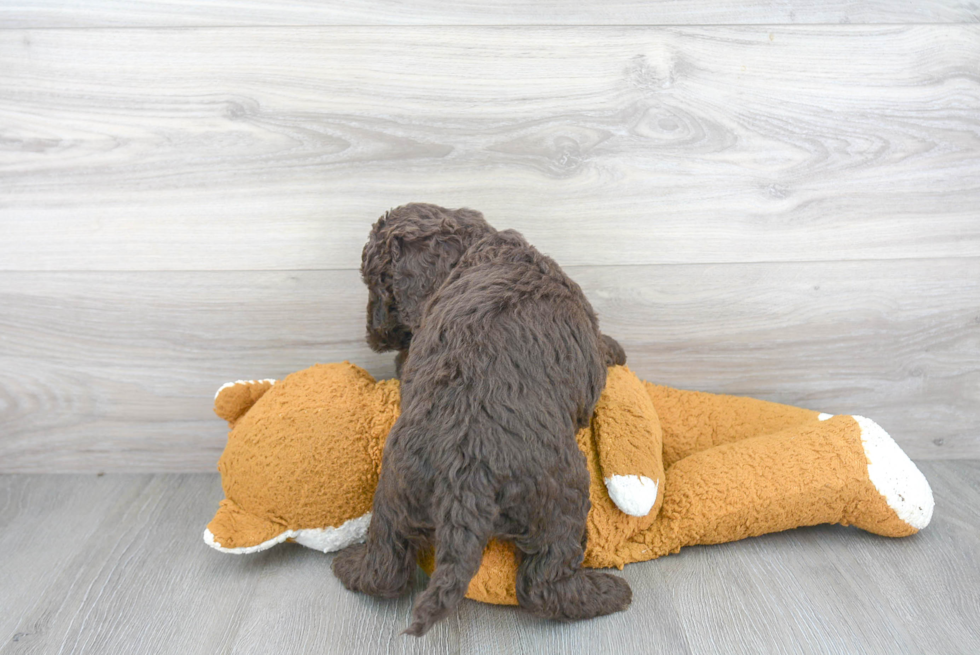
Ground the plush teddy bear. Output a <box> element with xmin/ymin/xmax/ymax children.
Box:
<box><xmin>205</xmin><ymin>362</ymin><xmax>934</xmax><ymax>605</ymax></box>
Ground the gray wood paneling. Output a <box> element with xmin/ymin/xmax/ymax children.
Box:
<box><xmin>0</xmin><ymin>465</ymin><xmax>977</xmax><ymax>654</ymax></box>
<box><xmin>1</xmin><ymin>0</ymin><xmax>977</xmax><ymax>28</ymax></box>
<box><xmin>1</xmin><ymin>26</ymin><xmax>978</xmax><ymax>271</ymax></box>
<box><xmin>2</xmin><ymin>259</ymin><xmax>977</xmax><ymax>473</ymax></box>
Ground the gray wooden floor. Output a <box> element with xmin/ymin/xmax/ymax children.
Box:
<box><xmin>1</xmin><ymin>462</ymin><xmax>977</xmax><ymax>655</ymax></box>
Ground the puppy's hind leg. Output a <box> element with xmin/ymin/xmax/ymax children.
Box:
<box><xmin>515</xmin><ymin>519</ymin><xmax>632</xmax><ymax>622</ymax></box>
<box><xmin>332</xmin><ymin>476</ymin><xmax>418</xmax><ymax>599</ymax></box>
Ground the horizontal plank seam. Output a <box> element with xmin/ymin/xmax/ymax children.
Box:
<box><xmin>0</xmin><ymin>458</ymin><xmax>975</xmax><ymax>475</ymax></box>
<box><xmin>1</xmin><ymin>23</ymin><xmax>979</xmax><ymax>31</ymax></box>
<box><xmin>0</xmin><ymin>462</ymin><xmax>974</xmax><ymax>478</ymax></box>
<box><xmin>2</xmin><ymin>254</ymin><xmax>979</xmax><ymax>275</ymax></box>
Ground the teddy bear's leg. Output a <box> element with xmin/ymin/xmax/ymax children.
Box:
<box><xmin>618</xmin><ymin>414</ymin><xmax>933</xmax><ymax>563</ymax></box>
<box><xmin>213</xmin><ymin>379</ymin><xmax>276</xmax><ymax>426</ymax></box>
<box><xmin>331</xmin><ymin>471</ymin><xmax>420</xmax><ymax>600</ymax></box>
<box><xmin>643</xmin><ymin>381</ymin><xmax>821</xmax><ymax>467</ymax></box>
<box><xmin>204</xmin><ymin>498</ymin><xmax>289</xmax><ymax>553</ymax></box>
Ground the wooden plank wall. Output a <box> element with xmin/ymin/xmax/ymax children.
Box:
<box><xmin>1</xmin><ymin>3</ymin><xmax>978</xmax><ymax>471</ymax></box>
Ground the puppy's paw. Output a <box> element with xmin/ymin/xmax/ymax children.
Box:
<box><xmin>522</xmin><ymin>568</ymin><xmax>633</xmax><ymax>621</ymax></box>
<box><xmin>583</xmin><ymin>570</ymin><xmax>632</xmax><ymax>617</ymax></box>
<box><xmin>331</xmin><ymin>543</ymin><xmax>370</xmax><ymax>592</ymax></box>
<box><xmin>332</xmin><ymin>543</ymin><xmax>413</xmax><ymax>599</ymax></box>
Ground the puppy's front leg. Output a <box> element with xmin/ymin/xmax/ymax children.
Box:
<box><xmin>394</xmin><ymin>349</ymin><xmax>409</xmax><ymax>380</ymax></box>
<box><xmin>332</xmin><ymin>471</ymin><xmax>418</xmax><ymax>598</ymax></box>
<box><xmin>600</xmin><ymin>334</ymin><xmax>627</xmax><ymax>367</ymax></box>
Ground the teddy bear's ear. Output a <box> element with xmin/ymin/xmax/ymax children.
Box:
<box><xmin>213</xmin><ymin>379</ymin><xmax>276</xmax><ymax>426</ymax></box>
<box><xmin>593</xmin><ymin>366</ymin><xmax>665</xmax><ymax>519</ymax></box>
<box><xmin>203</xmin><ymin>498</ymin><xmax>290</xmax><ymax>554</ymax></box>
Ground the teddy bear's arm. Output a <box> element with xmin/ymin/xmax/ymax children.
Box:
<box><xmin>213</xmin><ymin>379</ymin><xmax>276</xmax><ymax>427</ymax></box>
<box><xmin>643</xmin><ymin>381</ymin><xmax>821</xmax><ymax>467</ymax></box>
<box><xmin>592</xmin><ymin>367</ymin><xmax>665</xmax><ymax>518</ymax></box>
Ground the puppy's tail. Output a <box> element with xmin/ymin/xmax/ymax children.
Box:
<box><xmin>404</xmin><ymin>509</ymin><xmax>492</xmax><ymax>637</ymax></box>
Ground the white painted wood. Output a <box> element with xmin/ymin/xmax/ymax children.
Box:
<box><xmin>0</xmin><ymin>0</ymin><xmax>977</xmax><ymax>28</ymax></box>
<box><xmin>1</xmin><ymin>26</ymin><xmax>978</xmax><ymax>270</ymax></box>
<box><xmin>0</xmin><ymin>466</ymin><xmax>977</xmax><ymax>653</ymax></box>
<box><xmin>1</xmin><ymin>258</ymin><xmax>976</xmax><ymax>473</ymax></box>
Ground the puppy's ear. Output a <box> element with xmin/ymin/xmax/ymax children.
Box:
<box><xmin>362</xmin><ymin>214</ymin><xmax>408</xmax><ymax>352</ymax></box>
<box><xmin>388</xmin><ymin>236</ymin><xmax>468</xmax><ymax>328</ymax></box>
<box><xmin>365</xmin><ymin>287</ymin><xmax>410</xmax><ymax>353</ymax></box>
<box><xmin>367</xmin><ymin>288</ymin><xmax>388</xmax><ymax>334</ymax></box>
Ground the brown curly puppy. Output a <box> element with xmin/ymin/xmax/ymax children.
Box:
<box><xmin>333</xmin><ymin>203</ymin><xmax>631</xmax><ymax>636</ymax></box>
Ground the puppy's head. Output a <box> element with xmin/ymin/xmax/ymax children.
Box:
<box><xmin>360</xmin><ymin>203</ymin><xmax>495</xmax><ymax>352</ymax></box>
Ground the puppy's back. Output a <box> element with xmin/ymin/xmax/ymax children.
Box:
<box><xmin>402</xmin><ymin>229</ymin><xmax>606</xmax><ymax>431</ymax></box>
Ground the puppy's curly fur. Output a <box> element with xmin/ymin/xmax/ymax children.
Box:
<box><xmin>333</xmin><ymin>203</ymin><xmax>631</xmax><ymax>635</ymax></box>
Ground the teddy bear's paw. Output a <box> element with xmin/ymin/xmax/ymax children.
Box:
<box><xmin>853</xmin><ymin>415</ymin><xmax>935</xmax><ymax>532</ymax></box>
<box><xmin>604</xmin><ymin>475</ymin><xmax>659</xmax><ymax>517</ymax></box>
